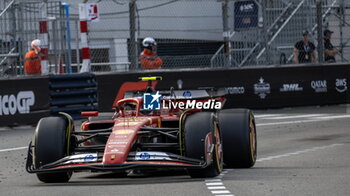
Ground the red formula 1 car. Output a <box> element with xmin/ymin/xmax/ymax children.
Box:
<box><xmin>26</xmin><ymin>76</ymin><xmax>257</xmax><ymax>183</ymax></box>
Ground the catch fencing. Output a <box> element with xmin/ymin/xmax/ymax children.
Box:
<box><xmin>0</xmin><ymin>0</ymin><xmax>350</xmax><ymax>76</ymax></box>
<box><xmin>81</xmin><ymin>0</ymin><xmax>224</xmax><ymax>71</ymax></box>
<box><xmin>0</xmin><ymin>0</ymin><xmax>67</xmax><ymax>76</ymax></box>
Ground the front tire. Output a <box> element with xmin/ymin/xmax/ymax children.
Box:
<box><xmin>185</xmin><ymin>112</ymin><xmax>223</xmax><ymax>178</ymax></box>
<box><xmin>34</xmin><ymin>116</ymin><xmax>72</xmax><ymax>183</ymax></box>
<box><xmin>218</xmin><ymin>109</ymin><xmax>257</xmax><ymax>168</ymax></box>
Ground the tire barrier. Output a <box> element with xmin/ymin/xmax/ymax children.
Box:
<box><xmin>49</xmin><ymin>73</ymin><xmax>98</xmax><ymax>119</ymax></box>
<box><xmin>96</xmin><ymin>63</ymin><xmax>350</xmax><ymax>112</ymax></box>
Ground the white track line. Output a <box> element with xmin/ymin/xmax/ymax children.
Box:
<box><xmin>214</xmin><ymin>195</ymin><xmax>234</xmax><ymax>196</ymax></box>
<box><xmin>311</xmin><ymin>114</ymin><xmax>350</xmax><ymax>120</ymax></box>
<box><xmin>205</xmin><ymin>143</ymin><xmax>344</xmax><ymax>196</ymax></box>
<box><xmin>205</xmin><ymin>169</ymin><xmax>234</xmax><ymax>196</ymax></box>
<box><xmin>208</xmin><ymin>186</ymin><xmax>226</xmax><ymax>190</ymax></box>
<box><xmin>257</xmin><ymin>114</ymin><xmax>350</xmax><ymax>127</ymax></box>
<box><xmin>254</xmin><ymin>114</ymin><xmax>282</xmax><ymax>118</ymax></box>
<box><xmin>257</xmin><ymin>119</ymin><xmax>322</xmax><ymax>126</ymax></box>
<box><xmin>211</xmin><ymin>190</ymin><xmax>231</xmax><ymax>194</ymax></box>
<box><xmin>0</xmin><ymin>146</ymin><xmax>27</xmax><ymax>153</ymax></box>
<box><xmin>205</xmin><ymin>179</ymin><xmax>222</xmax><ymax>182</ymax></box>
<box><xmin>257</xmin><ymin>143</ymin><xmax>344</xmax><ymax>162</ymax></box>
<box><xmin>206</xmin><ymin>182</ymin><xmax>224</xmax><ymax>186</ymax></box>
<box><xmin>262</xmin><ymin>114</ymin><xmax>326</xmax><ymax>120</ymax></box>
<box><xmin>203</xmin><ymin>114</ymin><xmax>349</xmax><ymax>196</ymax></box>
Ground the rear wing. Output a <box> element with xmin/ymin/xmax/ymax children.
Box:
<box><xmin>124</xmin><ymin>88</ymin><xmax>228</xmax><ymax>100</ymax></box>
<box><xmin>114</xmin><ymin>76</ymin><xmax>227</xmax><ymax>109</ymax></box>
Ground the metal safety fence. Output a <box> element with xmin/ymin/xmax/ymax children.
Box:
<box><xmin>211</xmin><ymin>0</ymin><xmax>350</xmax><ymax>67</ymax></box>
<box><xmin>84</xmin><ymin>0</ymin><xmax>350</xmax><ymax>71</ymax></box>
<box><xmin>0</xmin><ymin>0</ymin><xmax>350</xmax><ymax>77</ymax></box>
<box><xmin>78</xmin><ymin>0</ymin><xmax>224</xmax><ymax>72</ymax></box>
<box><xmin>0</xmin><ymin>0</ymin><xmax>66</xmax><ymax>76</ymax></box>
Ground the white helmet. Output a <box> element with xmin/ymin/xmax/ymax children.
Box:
<box><xmin>31</xmin><ymin>39</ymin><xmax>42</xmax><ymax>52</ymax></box>
<box><xmin>142</xmin><ymin>37</ymin><xmax>156</xmax><ymax>48</ymax></box>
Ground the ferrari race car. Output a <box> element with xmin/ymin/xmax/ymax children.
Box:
<box><xmin>26</xmin><ymin>76</ymin><xmax>257</xmax><ymax>183</ymax></box>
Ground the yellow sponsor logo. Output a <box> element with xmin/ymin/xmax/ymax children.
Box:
<box><xmin>115</xmin><ymin>122</ymin><xmax>140</xmax><ymax>126</ymax></box>
<box><xmin>140</xmin><ymin>76</ymin><xmax>162</xmax><ymax>81</ymax></box>
<box><xmin>115</xmin><ymin>129</ymin><xmax>134</xmax><ymax>135</ymax></box>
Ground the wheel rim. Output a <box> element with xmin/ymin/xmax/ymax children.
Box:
<box><xmin>214</xmin><ymin>121</ymin><xmax>223</xmax><ymax>172</ymax></box>
<box><xmin>249</xmin><ymin>115</ymin><xmax>257</xmax><ymax>162</ymax></box>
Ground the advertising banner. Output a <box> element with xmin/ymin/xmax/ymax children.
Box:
<box><xmin>96</xmin><ymin>64</ymin><xmax>350</xmax><ymax>112</ymax></box>
<box><xmin>0</xmin><ymin>77</ymin><xmax>50</xmax><ymax>126</ymax></box>
<box><xmin>234</xmin><ymin>0</ymin><xmax>259</xmax><ymax>30</ymax></box>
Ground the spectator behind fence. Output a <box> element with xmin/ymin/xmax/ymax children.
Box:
<box><xmin>140</xmin><ymin>37</ymin><xmax>163</xmax><ymax>69</ymax></box>
<box><xmin>24</xmin><ymin>39</ymin><xmax>42</xmax><ymax>75</ymax></box>
<box><xmin>324</xmin><ymin>29</ymin><xmax>338</xmax><ymax>63</ymax></box>
<box><xmin>293</xmin><ymin>30</ymin><xmax>316</xmax><ymax>64</ymax></box>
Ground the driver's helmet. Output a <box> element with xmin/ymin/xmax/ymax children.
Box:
<box><xmin>145</xmin><ymin>86</ymin><xmax>155</xmax><ymax>93</ymax></box>
<box><xmin>122</xmin><ymin>102</ymin><xmax>137</xmax><ymax>116</ymax></box>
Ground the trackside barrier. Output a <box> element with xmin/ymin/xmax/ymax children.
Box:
<box><xmin>49</xmin><ymin>73</ymin><xmax>98</xmax><ymax>119</ymax></box>
<box><xmin>0</xmin><ymin>63</ymin><xmax>349</xmax><ymax>127</ymax></box>
<box><xmin>95</xmin><ymin>63</ymin><xmax>350</xmax><ymax>112</ymax></box>
<box><xmin>0</xmin><ymin>76</ymin><xmax>50</xmax><ymax>126</ymax></box>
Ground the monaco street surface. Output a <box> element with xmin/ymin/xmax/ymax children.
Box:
<box><xmin>0</xmin><ymin>105</ymin><xmax>349</xmax><ymax>196</ymax></box>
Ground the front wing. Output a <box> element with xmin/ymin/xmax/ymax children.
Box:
<box><xmin>26</xmin><ymin>147</ymin><xmax>210</xmax><ymax>174</ymax></box>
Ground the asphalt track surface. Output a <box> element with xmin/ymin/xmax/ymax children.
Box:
<box><xmin>0</xmin><ymin>105</ymin><xmax>350</xmax><ymax>196</ymax></box>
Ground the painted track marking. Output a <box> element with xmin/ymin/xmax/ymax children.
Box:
<box><xmin>205</xmin><ymin>169</ymin><xmax>234</xmax><ymax>196</ymax></box>
<box><xmin>311</xmin><ymin>114</ymin><xmax>350</xmax><ymax>120</ymax></box>
<box><xmin>205</xmin><ymin>142</ymin><xmax>345</xmax><ymax>196</ymax></box>
<box><xmin>211</xmin><ymin>190</ymin><xmax>231</xmax><ymax>194</ymax></box>
<box><xmin>257</xmin><ymin>119</ymin><xmax>324</xmax><ymax>126</ymax></box>
<box><xmin>0</xmin><ymin>146</ymin><xmax>27</xmax><ymax>153</ymax></box>
<box><xmin>1</xmin><ymin>113</ymin><xmax>348</xmax><ymax>195</ymax></box>
<box><xmin>206</xmin><ymin>182</ymin><xmax>224</xmax><ymax>186</ymax></box>
<box><xmin>254</xmin><ymin>114</ymin><xmax>282</xmax><ymax>118</ymax></box>
<box><xmin>261</xmin><ymin>114</ymin><xmax>326</xmax><ymax>120</ymax></box>
<box><xmin>205</xmin><ymin>112</ymin><xmax>350</xmax><ymax>195</ymax></box>
<box><xmin>257</xmin><ymin>143</ymin><xmax>344</xmax><ymax>162</ymax></box>
<box><xmin>257</xmin><ymin>114</ymin><xmax>350</xmax><ymax>127</ymax></box>
<box><xmin>208</xmin><ymin>186</ymin><xmax>226</xmax><ymax>190</ymax></box>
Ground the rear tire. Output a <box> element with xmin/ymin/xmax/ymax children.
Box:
<box><xmin>185</xmin><ymin>112</ymin><xmax>223</xmax><ymax>178</ymax></box>
<box><xmin>217</xmin><ymin>109</ymin><xmax>257</xmax><ymax>168</ymax></box>
<box><xmin>34</xmin><ymin>116</ymin><xmax>72</xmax><ymax>183</ymax></box>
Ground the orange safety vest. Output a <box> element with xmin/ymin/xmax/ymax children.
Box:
<box><xmin>24</xmin><ymin>49</ymin><xmax>41</xmax><ymax>74</ymax></box>
<box><xmin>139</xmin><ymin>49</ymin><xmax>163</xmax><ymax>69</ymax></box>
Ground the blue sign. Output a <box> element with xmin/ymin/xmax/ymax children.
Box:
<box><xmin>139</xmin><ymin>152</ymin><xmax>151</xmax><ymax>160</ymax></box>
<box><xmin>84</xmin><ymin>154</ymin><xmax>94</xmax><ymax>162</ymax></box>
<box><xmin>183</xmin><ymin>90</ymin><xmax>192</xmax><ymax>98</ymax></box>
<box><xmin>143</xmin><ymin>92</ymin><xmax>161</xmax><ymax>110</ymax></box>
<box><xmin>234</xmin><ymin>1</ymin><xmax>259</xmax><ymax>30</ymax></box>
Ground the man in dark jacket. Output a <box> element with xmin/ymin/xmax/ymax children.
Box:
<box><xmin>324</xmin><ymin>29</ymin><xmax>338</xmax><ymax>63</ymax></box>
<box><xmin>293</xmin><ymin>30</ymin><xmax>317</xmax><ymax>64</ymax></box>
